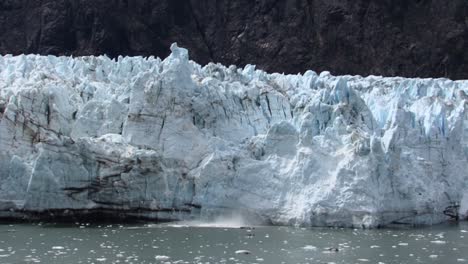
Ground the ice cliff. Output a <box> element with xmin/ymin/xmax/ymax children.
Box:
<box><xmin>0</xmin><ymin>44</ymin><xmax>467</xmax><ymax>228</ymax></box>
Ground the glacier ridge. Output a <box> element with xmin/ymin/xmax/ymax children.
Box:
<box><xmin>0</xmin><ymin>44</ymin><xmax>467</xmax><ymax>227</ymax></box>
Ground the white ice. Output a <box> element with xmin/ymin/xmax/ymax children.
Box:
<box><xmin>0</xmin><ymin>43</ymin><xmax>467</xmax><ymax>228</ymax></box>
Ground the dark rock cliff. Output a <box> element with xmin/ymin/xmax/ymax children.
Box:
<box><xmin>0</xmin><ymin>0</ymin><xmax>467</xmax><ymax>79</ymax></box>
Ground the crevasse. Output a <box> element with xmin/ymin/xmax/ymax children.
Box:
<box><xmin>0</xmin><ymin>44</ymin><xmax>467</xmax><ymax>227</ymax></box>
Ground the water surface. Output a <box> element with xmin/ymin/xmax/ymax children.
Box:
<box><xmin>0</xmin><ymin>221</ymin><xmax>467</xmax><ymax>263</ymax></box>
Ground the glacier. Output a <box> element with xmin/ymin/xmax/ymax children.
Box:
<box><xmin>0</xmin><ymin>43</ymin><xmax>467</xmax><ymax>228</ymax></box>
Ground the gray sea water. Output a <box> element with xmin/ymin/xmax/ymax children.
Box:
<box><xmin>0</xmin><ymin>220</ymin><xmax>467</xmax><ymax>264</ymax></box>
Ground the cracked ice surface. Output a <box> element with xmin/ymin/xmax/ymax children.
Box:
<box><xmin>0</xmin><ymin>44</ymin><xmax>467</xmax><ymax>227</ymax></box>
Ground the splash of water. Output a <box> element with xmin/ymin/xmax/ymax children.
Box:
<box><xmin>167</xmin><ymin>212</ymin><xmax>254</xmax><ymax>228</ymax></box>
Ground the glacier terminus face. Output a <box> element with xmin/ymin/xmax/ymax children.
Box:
<box><xmin>0</xmin><ymin>44</ymin><xmax>467</xmax><ymax>228</ymax></box>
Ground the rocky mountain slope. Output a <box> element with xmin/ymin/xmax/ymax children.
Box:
<box><xmin>0</xmin><ymin>44</ymin><xmax>467</xmax><ymax>227</ymax></box>
<box><xmin>0</xmin><ymin>0</ymin><xmax>467</xmax><ymax>79</ymax></box>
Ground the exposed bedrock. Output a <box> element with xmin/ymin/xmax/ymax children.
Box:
<box><xmin>0</xmin><ymin>0</ymin><xmax>467</xmax><ymax>79</ymax></box>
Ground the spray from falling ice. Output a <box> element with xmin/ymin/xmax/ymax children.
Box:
<box><xmin>167</xmin><ymin>211</ymin><xmax>257</xmax><ymax>228</ymax></box>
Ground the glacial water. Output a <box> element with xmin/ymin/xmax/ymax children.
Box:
<box><xmin>0</xmin><ymin>221</ymin><xmax>467</xmax><ymax>264</ymax></box>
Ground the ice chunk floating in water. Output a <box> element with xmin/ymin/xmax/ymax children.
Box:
<box><xmin>0</xmin><ymin>43</ymin><xmax>467</xmax><ymax>228</ymax></box>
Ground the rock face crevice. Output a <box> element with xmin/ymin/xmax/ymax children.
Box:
<box><xmin>0</xmin><ymin>44</ymin><xmax>467</xmax><ymax>227</ymax></box>
<box><xmin>0</xmin><ymin>0</ymin><xmax>467</xmax><ymax>79</ymax></box>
